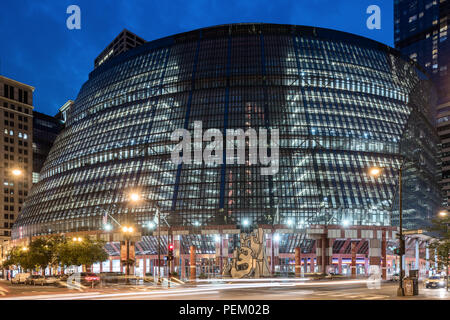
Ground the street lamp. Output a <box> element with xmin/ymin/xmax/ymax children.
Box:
<box><xmin>438</xmin><ymin>210</ymin><xmax>448</xmax><ymax>218</ymax></box>
<box><xmin>129</xmin><ymin>192</ymin><xmax>166</xmax><ymax>284</ymax></box>
<box><xmin>369</xmin><ymin>164</ymin><xmax>405</xmax><ymax>296</ymax></box>
<box><xmin>130</xmin><ymin>193</ymin><xmax>140</xmax><ymax>202</ymax></box>
<box><xmin>11</xmin><ymin>169</ymin><xmax>22</xmax><ymax>176</ymax></box>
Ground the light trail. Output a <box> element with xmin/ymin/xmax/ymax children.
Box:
<box><xmin>1</xmin><ymin>279</ymin><xmax>369</xmax><ymax>300</ymax></box>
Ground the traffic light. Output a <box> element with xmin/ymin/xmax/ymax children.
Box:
<box><xmin>168</xmin><ymin>243</ymin><xmax>174</xmax><ymax>261</ymax></box>
<box><xmin>393</xmin><ymin>238</ymin><xmax>405</xmax><ymax>255</ymax></box>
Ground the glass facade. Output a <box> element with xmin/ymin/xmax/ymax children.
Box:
<box><xmin>12</xmin><ymin>24</ymin><xmax>441</xmax><ymax>240</ymax></box>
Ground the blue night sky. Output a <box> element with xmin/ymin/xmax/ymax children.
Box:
<box><xmin>0</xmin><ymin>0</ymin><xmax>393</xmax><ymax>116</ymax></box>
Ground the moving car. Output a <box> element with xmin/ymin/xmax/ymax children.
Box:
<box><xmin>10</xmin><ymin>273</ymin><xmax>31</xmax><ymax>285</ymax></box>
<box><xmin>79</xmin><ymin>272</ymin><xmax>101</xmax><ymax>286</ymax></box>
<box><xmin>425</xmin><ymin>276</ymin><xmax>446</xmax><ymax>289</ymax></box>
<box><xmin>99</xmin><ymin>272</ymin><xmax>125</xmax><ymax>284</ymax></box>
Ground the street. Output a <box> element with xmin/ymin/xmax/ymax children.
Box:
<box><xmin>1</xmin><ymin>278</ymin><xmax>449</xmax><ymax>300</ymax></box>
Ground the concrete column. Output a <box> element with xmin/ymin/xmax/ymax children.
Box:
<box><xmin>326</xmin><ymin>237</ymin><xmax>333</xmax><ymax>274</ymax></box>
<box><xmin>143</xmin><ymin>256</ymin><xmax>147</xmax><ymax>277</ymax></box>
<box><xmin>351</xmin><ymin>242</ymin><xmax>357</xmax><ymax>278</ymax></box>
<box><xmin>315</xmin><ymin>238</ymin><xmax>322</xmax><ymax>274</ymax></box>
<box><xmin>425</xmin><ymin>242</ymin><xmax>430</xmax><ymax>273</ymax></box>
<box><xmin>382</xmin><ymin>230</ymin><xmax>387</xmax><ymax>280</ymax></box>
<box><xmin>189</xmin><ymin>245</ymin><xmax>196</xmax><ymax>281</ymax></box>
<box><xmin>221</xmin><ymin>235</ymin><xmax>228</xmax><ymax>275</ymax></box>
<box><xmin>415</xmin><ymin>239</ymin><xmax>420</xmax><ymax>271</ymax></box>
<box><xmin>338</xmin><ymin>256</ymin><xmax>342</xmax><ymax>274</ymax></box>
<box><xmin>295</xmin><ymin>247</ymin><xmax>301</xmax><ymax>277</ymax></box>
<box><xmin>109</xmin><ymin>258</ymin><xmax>113</xmax><ymax>272</ymax></box>
<box><xmin>321</xmin><ymin>234</ymin><xmax>327</xmax><ymax>274</ymax></box>
<box><xmin>369</xmin><ymin>239</ymin><xmax>382</xmax><ymax>272</ymax></box>
<box><xmin>174</xmin><ymin>235</ymin><xmax>181</xmax><ymax>275</ymax></box>
<box><xmin>316</xmin><ymin>234</ymin><xmax>331</xmax><ymax>274</ymax></box>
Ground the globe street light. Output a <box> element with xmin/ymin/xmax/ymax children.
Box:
<box><xmin>439</xmin><ymin>210</ymin><xmax>448</xmax><ymax>218</ymax></box>
<box><xmin>11</xmin><ymin>169</ymin><xmax>22</xmax><ymax>176</ymax></box>
<box><xmin>368</xmin><ymin>167</ymin><xmax>382</xmax><ymax>177</ymax></box>
<box><xmin>129</xmin><ymin>193</ymin><xmax>141</xmax><ymax>202</ymax></box>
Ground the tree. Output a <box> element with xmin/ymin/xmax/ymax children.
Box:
<box><xmin>1</xmin><ymin>236</ymin><xmax>65</xmax><ymax>274</ymax></box>
<box><xmin>2</xmin><ymin>246</ymin><xmax>33</xmax><ymax>271</ymax></box>
<box><xmin>427</xmin><ymin>214</ymin><xmax>450</xmax><ymax>291</ymax></box>
<box><xmin>58</xmin><ymin>237</ymin><xmax>108</xmax><ymax>270</ymax></box>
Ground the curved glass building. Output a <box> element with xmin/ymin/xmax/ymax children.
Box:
<box><xmin>12</xmin><ymin>23</ymin><xmax>441</xmax><ymax>240</ymax></box>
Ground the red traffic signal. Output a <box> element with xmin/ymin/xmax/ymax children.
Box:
<box><xmin>168</xmin><ymin>243</ymin><xmax>174</xmax><ymax>251</ymax></box>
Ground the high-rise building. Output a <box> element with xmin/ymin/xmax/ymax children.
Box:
<box><xmin>94</xmin><ymin>29</ymin><xmax>146</xmax><ymax>69</ymax></box>
<box><xmin>0</xmin><ymin>75</ymin><xmax>33</xmax><ymax>243</ymax></box>
<box><xmin>32</xmin><ymin>111</ymin><xmax>62</xmax><ymax>184</ymax></box>
<box><xmin>394</xmin><ymin>0</ymin><xmax>450</xmax><ymax>205</ymax></box>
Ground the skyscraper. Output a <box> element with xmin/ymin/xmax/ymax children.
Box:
<box><xmin>0</xmin><ymin>75</ymin><xmax>33</xmax><ymax>243</ymax></box>
<box><xmin>394</xmin><ymin>0</ymin><xmax>449</xmax><ymax>205</ymax></box>
<box><xmin>94</xmin><ymin>29</ymin><xmax>146</xmax><ymax>69</ymax></box>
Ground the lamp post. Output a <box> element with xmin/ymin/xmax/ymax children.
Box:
<box><xmin>129</xmin><ymin>192</ymin><xmax>166</xmax><ymax>284</ymax></box>
<box><xmin>369</xmin><ymin>164</ymin><xmax>405</xmax><ymax>296</ymax></box>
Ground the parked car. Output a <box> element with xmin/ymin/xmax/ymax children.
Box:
<box><xmin>11</xmin><ymin>273</ymin><xmax>31</xmax><ymax>285</ymax></box>
<box><xmin>25</xmin><ymin>275</ymin><xmax>46</xmax><ymax>286</ymax></box>
<box><xmin>44</xmin><ymin>276</ymin><xmax>59</xmax><ymax>286</ymax></box>
<box><xmin>425</xmin><ymin>276</ymin><xmax>446</xmax><ymax>289</ymax></box>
